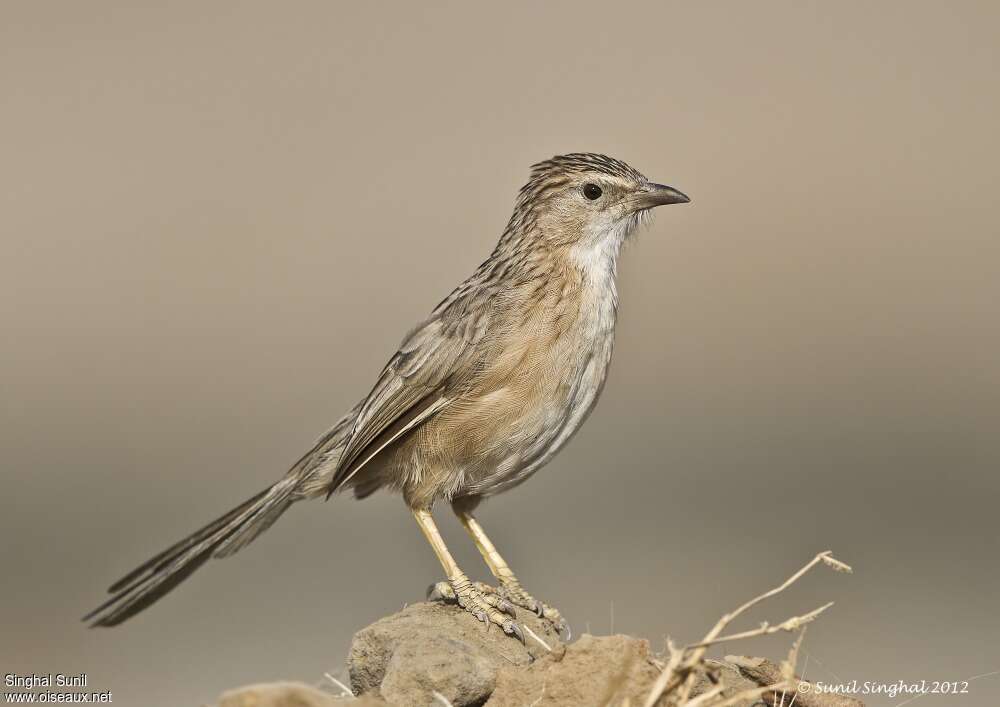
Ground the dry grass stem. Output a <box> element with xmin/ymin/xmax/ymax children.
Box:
<box><xmin>522</xmin><ymin>624</ymin><xmax>553</xmax><ymax>652</ymax></box>
<box><xmin>432</xmin><ymin>689</ymin><xmax>455</xmax><ymax>707</ymax></box>
<box><xmin>323</xmin><ymin>672</ymin><xmax>354</xmax><ymax>697</ymax></box>
<box><xmin>642</xmin><ymin>551</ymin><xmax>850</xmax><ymax>707</ymax></box>
<box><xmin>782</xmin><ymin>626</ymin><xmax>808</xmax><ymax>683</ymax></box>
<box><xmin>688</xmin><ymin>602</ymin><xmax>833</xmax><ymax>649</ymax></box>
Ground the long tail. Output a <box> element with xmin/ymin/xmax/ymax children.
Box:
<box><xmin>84</xmin><ymin>403</ymin><xmax>362</xmax><ymax>627</ymax></box>
<box><xmin>83</xmin><ymin>476</ymin><xmax>299</xmax><ymax>627</ymax></box>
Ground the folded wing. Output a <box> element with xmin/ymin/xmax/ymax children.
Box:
<box><xmin>325</xmin><ymin>292</ymin><xmax>494</xmax><ymax>496</ymax></box>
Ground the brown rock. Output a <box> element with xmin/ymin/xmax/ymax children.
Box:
<box><xmin>347</xmin><ymin>600</ymin><xmax>561</xmax><ymax>702</ymax></box>
<box><xmin>210</xmin><ymin>604</ymin><xmax>863</xmax><ymax>707</ymax></box>
<box><xmin>380</xmin><ymin>636</ymin><xmax>496</xmax><ymax>706</ymax></box>
<box><xmin>487</xmin><ymin>633</ymin><xmax>662</xmax><ymax>706</ymax></box>
<box><xmin>725</xmin><ymin>655</ymin><xmax>866</xmax><ymax>707</ymax></box>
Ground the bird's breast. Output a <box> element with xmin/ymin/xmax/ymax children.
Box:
<box><xmin>445</xmin><ymin>267</ymin><xmax>617</xmax><ymax>495</ymax></box>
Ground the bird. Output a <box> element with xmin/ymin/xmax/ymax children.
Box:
<box><xmin>84</xmin><ymin>153</ymin><xmax>690</xmax><ymax>639</ymax></box>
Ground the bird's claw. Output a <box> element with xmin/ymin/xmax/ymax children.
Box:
<box><xmin>503</xmin><ymin>620</ymin><xmax>525</xmax><ymax>643</ymax></box>
<box><xmin>495</xmin><ymin>581</ymin><xmax>567</xmax><ymax>635</ymax></box>
<box><xmin>434</xmin><ymin>577</ymin><xmax>526</xmax><ymax>642</ymax></box>
<box><xmin>474</xmin><ymin>609</ymin><xmax>489</xmax><ymax>628</ymax></box>
<box><xmin>432</xmin><ymin>577</ymin><xmax>560</xmax><ymax>643</ymax></box>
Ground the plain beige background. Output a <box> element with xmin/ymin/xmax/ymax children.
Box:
<box><xmin>3</xmin><ymin>1</ymin><xmax>999</xmax><ymax>705</ymax></box>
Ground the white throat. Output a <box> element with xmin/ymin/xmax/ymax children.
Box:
<box><xmin>570</xmin><ymin>211</ymin><xmax>645</xmax><ymax>296</ymax></box>
<box><xmin>569</xmin><ymin>213</ymin><xmax>644</xmax><ymax>323</ymax></box>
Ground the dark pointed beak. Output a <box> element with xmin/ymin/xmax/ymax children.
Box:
<box><xmin>635</xmin><ymin>183</ymin><xmax>690</xmax><ymax>209</ymax></box>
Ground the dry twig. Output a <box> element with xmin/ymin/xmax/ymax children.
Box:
<box><xmin>323</xmin><ymin>672</ymin><xmax>354</xmax><ymax>697</ymax></box>
<box><xmin>642</xmin><ymin>551</ymin><xmax>851</xmax><ymax>707</ymax></box>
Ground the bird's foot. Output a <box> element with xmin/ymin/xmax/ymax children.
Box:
<box><xmin>426</xmin><ymin>577</ymin><xmax>523</xmax><ymax>642</ymax></box>
<box><xmin>474</xmin><ymin>579</ymin><xmax>569</xmax><ymax>638</ymax></box>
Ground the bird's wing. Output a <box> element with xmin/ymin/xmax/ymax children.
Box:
<box><xmin>326</xmin><ymin>292</ymin><xmax>494</xmax><ymax>496</ymax></box>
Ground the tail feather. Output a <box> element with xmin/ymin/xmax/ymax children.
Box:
<box><xmin>84</xmin><ymin>546</ymin><xmax>217</xmax><ymax>627</ymax></box>
<box><xmin>86</xmin><ymin>403</ymin><xmax>361</xmax><ymax>628</ymax></box>
<box><xmin>105</xmin><ymin>491</ymin><xmax>267</xmax><ymax>594</ymax></box>
<box><xmin>84</xmin><ymin>483</ymin><xmax>293</xmax><ymax>627</ymax></box>
<box><xmin>212</xmin><ymin>478</ymin><xmax>296</xmax><ymax>558</ymax></box>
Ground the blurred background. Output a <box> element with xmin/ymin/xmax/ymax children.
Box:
<box><xmin>3</xmin><ymin>1</ymin><xmax>999</xmax><ymax>705</ymax></box>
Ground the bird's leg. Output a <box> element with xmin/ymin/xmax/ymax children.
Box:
<box><xmin>410</xmin><ymin>507</ymin><xmax>523</xmax><ymax>641</ymax></box>
<box><xmin>454</xmin><ymin>508</ymin><xmax>568</xmax><ymax>634</ymax></box>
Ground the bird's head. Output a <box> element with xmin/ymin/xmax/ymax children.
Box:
<box><xmin>504</xmin><ymin>153</ymin><xmax>689</xmax><ymax>254</ymax></box>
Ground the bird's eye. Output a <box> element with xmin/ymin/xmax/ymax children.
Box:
<box><xmin>583</xmin><ymin>183</ymin><xmax>603</xmax><ymax>200</ymax></box>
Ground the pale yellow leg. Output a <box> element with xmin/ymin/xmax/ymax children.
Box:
<box><xmin>455</xmin><ymin>512</ymin><xmax>517</xmax><ymax>583</ymax></box>
<box><xmin>411</xmin><ymin>507</ymin><xmax>522</xmax><ymax>640</ymax></box>
<box><xmin>454</xmin><ymin>509</ymin><xmax>567</xmax><ymax>632</ymax></box>
<box><xmin>412</xmin><ymin>507</ymin><xmax>462</xmax><ymax>577</ymax></box>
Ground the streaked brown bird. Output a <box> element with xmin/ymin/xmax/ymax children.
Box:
<box><xmin>85</xmin><ymin>153</ymin><xmax>689</xmax><ymax>639</ymax></box>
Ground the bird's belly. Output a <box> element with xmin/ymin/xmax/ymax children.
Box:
<box><xmin>462</xmin><ymin>334</ymin><xmax>614</xmax><ymax>497</ymax></box>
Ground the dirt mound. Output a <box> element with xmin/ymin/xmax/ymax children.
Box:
<box><xmin>210</xmin><ymin>600</ymin><xmax>862</xmax><ymax>706</ymax></box>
